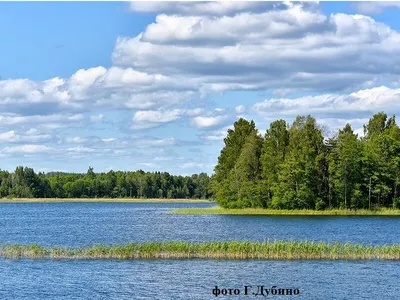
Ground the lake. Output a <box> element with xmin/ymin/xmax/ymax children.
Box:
<box><xmin>0</xmin><ymin>202</ymin><xmax>399</xmax><ymax>299</ymax></box>
<box><xmin>1</xmin><ymin>202</ymin><xmax>399</xmax><ymax>246</ymax></box>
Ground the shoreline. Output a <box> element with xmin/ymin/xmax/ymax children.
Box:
<box><xmin>171</xmin><ymin>206</ymin><xmax>400</xmax><ymax>216</ymax></box>
<box><xmin>1</xmin><ymin>241</ymin><xmax>399</xmax><ymax>260</ymax></box>
<box><xmin>0</xmin><ymin>198</ymin><xmax>213</xmax><ymax>203</ymax></box>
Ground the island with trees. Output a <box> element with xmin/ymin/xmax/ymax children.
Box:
<box><xmin>177</xmin><ymin>111</ymin><xmax>400</xmax><ymax>215</ymax></box>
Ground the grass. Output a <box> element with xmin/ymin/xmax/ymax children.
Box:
<box><xmin>0</xmin><ymin>241</ymin><xmax>399</xmax><ymax>260</ymax></box>
<box><xmin>171</xmin><ymin>206</ymin><xmax>400</xmax><ymax>216</ymax></box>
<box><xmin>0</xmin><ymin>198</ymin><xmax>213</xmax><ymax>203</ymax></box>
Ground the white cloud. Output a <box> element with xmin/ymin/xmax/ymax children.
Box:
<box><xmin>191</xmin><ymin>115</ymin><xmax>228</xmax><ymax>129</ymax></box>
<box><xmin>102</xmin><ymin>138</ymin><xmax>116</xmax><ymax>142</ymax></box>
<box><xmin>113</xmin><ymin>4</ymin><xmax>400</xmax><ymax>94</ymax></box>
<box><xmin>0</xmin><ymin>113</ymin><xmax>84</xmax><ymax>127</ymax></box>
<box><xmin>0</xmin><ymin>131</ymin><xmax>17</xmax><ymax>142</ymax></box>
<box><xmin>1</xmin><ymin>2</ymin><xmax>400</xmax><ymax>175</ymax></box>
<box><xmin>2</xmin><ymin>145</ymin><xmax>54</xmax><ymax>154</ymax></box>
<box><xmin>66</xmin><ymin>146</ymin><xmax>97</xmax><ymax>153</ymax></box>
<box><xmin>235</xmin><ymin>105</ymin><xmax>246</xmax><ymax>114</ymax></box>
<box><xmin>65</xmin><ymin>137</ymin><xmax>88</xmax><ymax>144</ymax></box>
<box><xmin>186</xmin><ymin>108</ymin><xmax>204</xmax><ymax>116</ymax></box>
<box><xmin>200</xmin><ymin>125</ymin><xmax>233</xmax><ymax>141</ymax></box>
<box><xmin>181</xmin><ymin>162</ymin><xmax>204</xmax><ymax>168</ymax></box>
<box><xmin>0</xmin><ymin>130</ymin><xmax>52</xmax><ymax>143</ymax></box>
<box><xmin>90</xmin><ymin>114</ymin><xmax>104</xmax><ymax>122</ymax></box>
<box><xmin>25</xmin><ymin>128</ymin><xmax>40</xmax><ymax>135</ymax></box>
<box><xmin>129</xmin><ymin>1</ymin><xmax>302</xmax><ymax>16</ymax></box>
<box><xmin>132</xmin><ymin>109</ymin><xmax>183</xmax><ymax>129</ymax></box>
<box><xmin>134</xmin><ymin>137</ymin><xmax>177</xmax><ymax>147</ymax></box>
<box><xmin>253</xmin><ymin>86</ymin><xmax>400</xmax><ymax>119</ymax></box>
<box><xmin>354</xmin><ymin>2</ymin><xmax>400</xmax><ymax>15</ymax></box>
<box><xmin>153</xmin><ymin>156</ymin><xmax>172</xmax><ymax>161</ymax></box>
<box><xmin>0</xmin><ymin>66</ymin><xmax>197</xmax><ymax>117</ymax></box>
<box><xmin>139</xmin><ymin>162</ymin><xmax>158</xmax><ymax>168</ymax></box>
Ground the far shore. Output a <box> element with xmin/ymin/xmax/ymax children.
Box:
<box><xmin>0</xmin><ymin>198</ymin><xmax>213</xmax><ymax>203</ymax></box>
<box><xmin>171</xmin><ymin>206</ymin><xmax>400</xmax><ymax>216</ymax></box>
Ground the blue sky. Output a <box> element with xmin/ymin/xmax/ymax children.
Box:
<box><xmin>1</xmin><ymin>1</ymin><xmax>400</xmax><ymax>175</ymax></box>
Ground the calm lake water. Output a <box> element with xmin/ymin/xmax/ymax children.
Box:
<box><xmin>0</xmin><ymin>202</ymin><xmax>399</xmax><ymax>299</ymax></box>
<box><xmin>0</xmin><ymin>202</ymin><xmax>399</xmax><ymax>246</ymax></box>
<box><xmin>0</xmin><ymin>259</ymin><xmax>398</xmax><ymax>299</ymax></box>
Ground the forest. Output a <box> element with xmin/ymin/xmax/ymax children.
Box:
<box><xmin>212</xmin><ymin>112</ymin><xmax>400</xmax><ymax>210</ymax></box>
<box><xmin>0</xmin><ymin>167</ymin><xmax>211</xmax><ymax>199</ymax></box>
<box><xmin>3</xmin><ymin>111</ymin><xmax>399</xmax><ymax>209</ymax></box>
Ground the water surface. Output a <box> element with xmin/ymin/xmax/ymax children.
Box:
<box><xmin>1</xmin><ymin>202</ymin><xmax>399</xmax><ymax>299</ymax></box>
<box><xmin>0</xmin><ymin>202</ymin><xmax>399</xmax><ymax>246</ymax></box>
<box><xmin>0</xmin><ymin>259</ymin><xmax>398</xmax><ymax>299</ymax></box>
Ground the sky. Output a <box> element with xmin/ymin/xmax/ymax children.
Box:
<box><xmin>1</xmin><ymin>1</ymin><xmax>400</xmax><ymax>175</ymax></box>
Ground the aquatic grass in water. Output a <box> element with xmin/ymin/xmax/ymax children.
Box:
<box><xmin>0</xmin><ymin>241</ymin><xmax>399</xmax><ymax>260</ymax></box>
<box><xmin>171</xmin><ymin>206</ymin><xmax>400</xmax><ymax>216</ymax></box>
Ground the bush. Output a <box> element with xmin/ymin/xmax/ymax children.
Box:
<box><xmin>315</xmin><ymin>198</ymin><xmax>326</xmax><ymax>210</ymax></box>
<box><xmin>394</xmin><ymin>198</ymin><xmax>400</xmax><ymax>209</ymax></box>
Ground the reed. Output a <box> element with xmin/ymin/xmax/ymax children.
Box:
<box><xmin>171</xmin><ymin>206</ymin><xmax>400</xmax><ymax>216</ymax></box>
<box><xmin>0</xmin><ymin>241</ymin><xmax>399</xmax><ymax>260</ymax></box>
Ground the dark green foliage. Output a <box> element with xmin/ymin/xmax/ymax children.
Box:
<box><xmin>213</xmin><ymin>118</ymin><xmax>263</xmax><ymax>208</ymax></box>
<box><xmin>0</xmin><ymin>167</ymin><xmax>212</xmax><ymax>199</ymax></box>
<box><xmin>213</xmin><ymin>112</ymin><xmax>400</xmax><ymax>210</ymax></box>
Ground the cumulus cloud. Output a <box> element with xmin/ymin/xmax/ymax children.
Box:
<box><xmin>191</xmin><ymin>115</ymin><xmax>229</xmax><ymax>129</ymax></box>
<box><xmin>128</xmin><ymin>1</ymin><xmax>295</xmax><ymax>16</ymax></box>
<box><xmin>0</xmin><ymin>66</ymin><xmax>197</xmax><ymax>117</ymax></box>
<box><xmin>253</xmin><ymin>86</ymin><xmax>400</xmax><ymax>119</ymax></box>
<box><xmin>90</xmin><ymin>114</ymin><xmax>104</xmax><ymax>122</ymax></box>
<box><xmin>0</xmin><ymin>114</ymin><xmax>84</xmax><ymax>130</ymax></box>
<box><xmin>235</xmin><ymin>105</ymin><xmax>246</xmax><ymax>114</ymax></box>
<box><xmin>2</xmin><ymin>1</ymin><xmax>400</xmax><ymax>174</ymax></box>
<box><xmin>0</xmin><ymin>130</ymin><xmax>52</xmax><ymax>143</ymax></box>
<box><xmin>65</xmin><ymin>137</ymin><xmax>88</xmax><ymax>144</ymax></box>
<box><xmin>132</xmin><ymin>109</ymin><xmax>183</xmax><ymax>129</ymax></box>
<box><xmin>2</xmin><ymin>145</ymin><xmax>54</xmax><ymax>154</ymax></box>
<box><xmin>102</xmin><ymin>138</ymin><xmax>117</xmax><ymax>142</ymax></box>
<box><xmin>200</xmin><ymin>125</ymin><xmax>233</xmax><ymax>141</ymax></box>
<box><xmin>186</xmin><ymin>108</ymin><xmax>204</xmax><ymax>116</ymax></box>
<box><xmin>0</xmin><ymin>131</ymin><xmax>16</xmax><ymax>142</ymax></box>
<box><xmin>131</xmin><ymin>108</ymin><xmax>208</xmax><ymax>129</ymax></box>
<box><xmin>354</xmin><ymin>2</ymin><xmax>400</xmax><ymax>15</ymax></box>
<box><xmin>153</xmin><ymin>156</ymin><xmax>172</xmax><ymax>161</ymax></box>
<box><xmin>139</xmin><ymin>162</ymin><xmax>158</xmax><ymax>168</ymax></box>
<box><xmin>66</xmin><ymin>146</ymin><xmax>97</xmax><ymax>153</ymax></box>
<box><xmin>2</xmin><ymin>2</ymin><xmax>400</xmax><ymax>133</ymax></box>
<box><xmin>133</xmin><ymin>137</ymin><xmax>178</xmax><ymax>147</ymax></box>
<box><xmin>113</xmin><ymin>3</ymin><xmax>400</xmax><ymax>94</ymax></box>
<box><xmin>180</xmin><ymin>162</ymin><xmax>204</xmax><ymax>168</ymax></box>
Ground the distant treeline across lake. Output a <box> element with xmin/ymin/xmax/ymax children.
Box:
<box><xmin>0</xmin><ymin>167</ymin><xmax>211</xmax><ymax>199</ymax></box>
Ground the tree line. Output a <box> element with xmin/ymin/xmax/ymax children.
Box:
<box><xmin>212</xmin><ymin>112</ymin><xmax>400</xmax><ymax>210</ymax></box>
<box><xmin>0</xmin><ymin>167</ymin><xmax>212</xmax><ymax>199</ymax></box>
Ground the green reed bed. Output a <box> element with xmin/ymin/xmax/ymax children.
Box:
<box><xmin>171</xmin><ymin>206</ymin><xmax>400</xmax><ymax>216</ymax></box>
<box><xmin>1</xmin><ymin>241</ymin><xmax>399</xmax><ymax>260</ymax></box>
